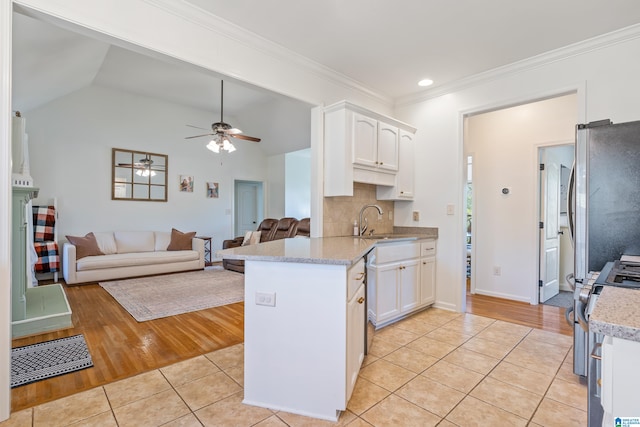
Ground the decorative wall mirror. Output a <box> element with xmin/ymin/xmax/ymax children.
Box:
<box><xmin>112</xmin><ymin>148</ymin><xmax>168</xmax><ymax>201</ymax></box>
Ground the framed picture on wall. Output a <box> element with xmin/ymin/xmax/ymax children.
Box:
<box><xmin>207</xmin><ymin>182</ymin><xmax>219</xmax><ymax>198</ymax></box>
<box><xmin>179</xmin><ymin>175</ymin><xmax>194</xmax><ymax>192</ymax></box>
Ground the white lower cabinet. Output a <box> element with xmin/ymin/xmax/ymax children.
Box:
<box><xmin>601</xmin><ymin>335</ymin><xmax>640</xmax><ymax>423</ymax></box>
<box><xmin>367</xmin><ymin>239</ymin><xmax>436</xmax><ymax>328</ymax></box>
<box><xmin>346</xmin><ymin>283</ymin><xmax>365</xmax><ymax>400</ymax></box>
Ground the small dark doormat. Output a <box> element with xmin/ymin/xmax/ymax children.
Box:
<box><xmin>543</xmin><ymin>290</ymin><xmax>574</xmax><ymax>308</ymax></box>
<box><xmin>11</xmin><ymin>334</ymin><xmax>93</xmax><ymax>388</ymax></box>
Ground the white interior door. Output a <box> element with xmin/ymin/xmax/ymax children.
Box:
<box><xmin>235</xmin><ymin>181</ymin><xmax>260</xmax><ymax>237</ymax></box>
<box><xmin>540</xmin><ymin>159</ymin><xmax>561</xmax><ymax>303</ymax></box>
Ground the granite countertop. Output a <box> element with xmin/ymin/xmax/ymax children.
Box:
<box><xmin>216</xmin><ymin>232</ymin><xmax>437</xmax><ymax>266</ymax></box>
<box><xmin>589</xmin><ymin>286</ymin><xmax>640</xmax><ymax>342</ymax></box>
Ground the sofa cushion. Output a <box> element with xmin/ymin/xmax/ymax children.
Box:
<box><xmin>154</xmin><ymin>231</ymin><xmax>171</xmax><ymax>251</ymax></box>
<box><xmin>167</xmin><ymin>228</ymin><xmax>196</xmax><ymax>251</ymax></box>
<box><xmin>93</xmin><ymin>232</ymin><xmax>118</xmax><ymax>255</ymax></box>
<box><xmin>76</xmin><ymin>250</ymin><xmax>199</xmax><ymax>271</ymax></box>
<box><xmin>241</xmin><ymin>231</ymin><xmax>262</xmax><ymax>246</ymax></box>
<box><xmin>114</xmin><ymin>231</ymin><xmax>155</xmax><ymax>254</ymax></box>
<box><xmin>66</xmin><ymin>232</ymin><xmax>105</xmax><ymax>259</ymax></box>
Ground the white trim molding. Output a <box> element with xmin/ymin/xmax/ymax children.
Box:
<box><xmin>0</xmin><ymin>0</ymin><xmax>12</xmax><ymax>420</ymax></box>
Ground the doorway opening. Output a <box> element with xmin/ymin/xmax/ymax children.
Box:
<box><xmin>234</xmin><ymin>180</ymin><xmax>264</xmax><ymax>237</ymax></box>
<box><xmin>538</xmin><ymin>144</ymin><xmax>575</xmax><ymax>307</ymax></box>
<box><xmin>466</xmin><ymin>155</ymin><xmax>474</xmax><ymax>294</ymax></box>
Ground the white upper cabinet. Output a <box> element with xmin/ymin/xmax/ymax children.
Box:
<box><xmin>352</xmin><ymin>113</ymin><xmax>378</xmax><ymax>168</ymax></box>
<box><xmin>377</xmin><ymin>129</ymin><xmax>414</xmax><ymax>200</ymax></box>
<box><xmin>324</xmin><ymin>101</ymin><xmax>415</xmax><ymax>197</ymax></box>
<box><xmin>376</xmin><ymin>121</ymin><xmax>399</xmax><ymax>171</ymax></box>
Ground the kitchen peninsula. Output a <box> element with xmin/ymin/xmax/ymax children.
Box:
<box><xmin>217</xmin><ymin>231</ymin><xmax>436</xmax><ymax>421</ymax></box>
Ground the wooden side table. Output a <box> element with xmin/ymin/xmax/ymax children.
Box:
<box><xmin>196</xmin><ymin>236</ymin><xmax>213</xmax><ymax>266</ymax></box>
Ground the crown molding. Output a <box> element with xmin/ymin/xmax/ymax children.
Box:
<box><xmin>395</xmin><ymin>23</ymin><xmax>640</xmax><ymax>108</ymax></box>
<box><xmin>144</xmin><ymin>0</ymin><xmax>392</xmax><ymax>106</ymax></box>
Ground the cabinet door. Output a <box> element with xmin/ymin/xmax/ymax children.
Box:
<box><xmin>346</xmin><ymin>284</ymin><xmax>365</xmax><ymax>403</ymax></box>
<box><xmin>375</xmin><ymin>263</ymin><xmax>401</xmax><ymax>323</ymax></box>
<box><xmin>377</xmin><ymin>121</ymin><xmax>399</xmax><ymax>171</ymax></box>
<box><xmin>397</xmin><ymin>130</ymin><xmax>414</xmax><ymax>198</ymax></box>
<box><xmin>352</xmin><ymin>113</ymin><xmax>378</xmax><ymax>168</ymax></box>
<box><xmin>399</xmin><ymin>259</ymin><xmax>420</xmax><ymax>313</ymax></box>
<box><xmin>420</xmin><ymin>257</ymin><xmax>436</xmax><ymax>306</ymax></box>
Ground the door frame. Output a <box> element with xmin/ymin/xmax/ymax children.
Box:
<box><xmin>233</xmin><ymin>179</ymin><xmax>265</xmax><ymax>237</ymax></box>
<box><xmin>535</xmin><ymin>142</ymin><xmax>574</xmax><ymax>304</ymax></box>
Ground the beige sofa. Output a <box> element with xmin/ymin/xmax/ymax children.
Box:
<box><xmin>62</xmin><ymin>231</ymin><xmax>204</xmax><ymax>285</ymax></box>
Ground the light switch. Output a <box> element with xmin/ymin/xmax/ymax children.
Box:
<box><xmin>446</xmin><ymin>204</ymin><xmax>455</xmax><ymax>215</ymax></box>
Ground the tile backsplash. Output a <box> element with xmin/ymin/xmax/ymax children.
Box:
<box><xmin>323</xmin><ymin>182</ymin><xmax>394</xmax><ymax>237</ymax></box>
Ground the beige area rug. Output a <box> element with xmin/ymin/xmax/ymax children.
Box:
<box><xmin>99</xmin><ymin>266</ymin><xmax>244</xmax><ymax>322</ymax></box>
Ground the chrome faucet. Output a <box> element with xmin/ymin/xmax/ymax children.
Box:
<box><xmin>359</xmin><ymin>204</ymin><xmax>383</xmax><ymax>236</ymax></box>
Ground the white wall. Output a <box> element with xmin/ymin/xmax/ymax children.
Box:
<box><xmin>25</xmin><ymin>85</ymin><xmax>271</xmax><ymax>251</ymax></box>
<box><xmin>465</xmin><ymin>95</ymin><xmax>576</xmax><ymax>303</ymax></box>
<box><xmin>267</xmin><ymin>154</ymin><xmax>285</xmax><ymax>218</ymax></box>
<box><xmin>395</xmin><ymin>33</ymin><xmax>640</xmax><ymax>310</ymax></box>
<box><xmin>285</xmin><ymin>149</ymin><xmax>311</xmax><ymax>219</ymax></box>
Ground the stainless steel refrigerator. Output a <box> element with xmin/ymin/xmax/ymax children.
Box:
<box><xmin>570</xmin><ymin>118</ymin><xmax>640</xmax><ymax>426</ymax></box>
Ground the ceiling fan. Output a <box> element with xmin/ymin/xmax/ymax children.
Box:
<box><xmin>185</xmin><ymin>80</ymin><xmax>261</xmax><ymax>153</ymax></box>
<box><xmin>117</xmin><ymin>154</ymin><xmax>164</xmax><ymax>176</ymax></box>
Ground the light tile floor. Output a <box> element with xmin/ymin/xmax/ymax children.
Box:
<box><xmin>2</xmin><ymin>308</ymin><xmax>587</xmax><ymax>426</ymax></box>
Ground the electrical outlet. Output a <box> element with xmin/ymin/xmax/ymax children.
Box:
<box><xmin>256</xmin><ymin>291</ymin><xmax>276</xmax><ymax>307</ymax></box>
<box><xmin>412</xmin><ymin>211</ymin><xmax>420</xmax><ymax>221</ymax></box>
<box><xmin>493</xmin><ymin>266</ymin><xmax>501</xmax><ymax>276</ymax></box>
<box><xmin>388</xmin><ymin>210</ymin><xmax>393</xmax><ymax>220</ymax></box>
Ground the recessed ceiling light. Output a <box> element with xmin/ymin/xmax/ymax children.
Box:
<box><xmin>418</xmin><ymin>79</ymin><xmax>434</xmax><ymax>87</ymax></box>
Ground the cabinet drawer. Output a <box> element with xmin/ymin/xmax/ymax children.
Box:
<box><xmin>420</xmin><ymin>240</ymin><xmax>437</xmax><ymax>258</ymax></box>
<box><xmin>348</xmin><ymin>258</ymin><xmax>366</xmax><ymax>301</ymax></box>
<box><xmin>374</xmin><ymin>242</ymin><xmax>420</xmax><ymax>264</ymax></box>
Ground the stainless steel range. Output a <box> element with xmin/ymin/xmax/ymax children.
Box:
<box><xmin>569</xmin><ymin>119</ymin><xmax>640</xmax><ymax>426</ymax></box>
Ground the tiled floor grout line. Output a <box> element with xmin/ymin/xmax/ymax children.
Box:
<box><xmin>7</xmin><ymin>311</ymin><xmax>584</xmax><ymax>427</ymax></box>
<box><xmin>365</xmin><ymin>316</ymin><xmax>580</xmax><ymax>426</ymax></box>
<box><xmin>393</xmin><ymin>316</ymin><xmax>532</xmax><ymax>424</ymax></box>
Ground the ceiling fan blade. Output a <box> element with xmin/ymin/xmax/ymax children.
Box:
<box><xmin>185</xmin><ymin>133</ymin><xmax>214</xmax><ymax>139</ymax></box>
<box><xmin>186</xmin><ymin>124</ymin><xmax>209</xmax><ymax>131</ymax></box>
<box><xmin>231</xmin><ymin>134</ymin><xmax>261</xmax><ymax>142</ymax></box>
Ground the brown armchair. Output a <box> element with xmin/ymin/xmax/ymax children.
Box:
<box><xmin>222</xmin><ymin>218</ymin><xmax>278</xmax><ymax>273</ymax></box>
<box><xmin>221</xmin><ymin>217</ymin><xmax>306</xmax><ymax>273</ymax></box>
<box><xmin>268</xmin><ymin>217</ymin><xmax>299</xmax><ymax>240</ymax></box>
<box><xmin>294</xmin><ymin>217</ymin><xmax>310</xmax><ymax>237</ymax></box>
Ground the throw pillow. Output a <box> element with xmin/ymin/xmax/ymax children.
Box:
<box><xmin>167</xmin><ymin>228</ymin><xmax>196</xmax><ymax>251</ymax></box>
<box><xmin>250</xmin><ymin>231</ymin><xmax>262</xmax><ymax>245</ymax></box>
<box><xmin>241</xmin><ymin>231</ymin><xmax>262</xmax><ymax>246</ymax></box>
<box><xmin>66</xmin><ymin>232</ymin><xmax>104</xmax><ymax>259</ymax></box>
<box><xmin>241</xmin><ymin>231</ymin><xmax>253</xmax><ymax>246</ymax></box>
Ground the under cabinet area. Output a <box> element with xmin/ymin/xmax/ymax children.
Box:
<box><xmin>367</xmin><ymin>239</ymin><xmax>437</xmax><ymax>328</ymax></box>
<box><xmin>324</xmin><ymin>101</ymin><xmax>416</xmax><ymax>197</ymax></box>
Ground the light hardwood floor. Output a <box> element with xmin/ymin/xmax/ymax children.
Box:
<box><xmin>11</xmin><ymin>277</ymin><xmax>572</xmax><ymax>412</ymax></box>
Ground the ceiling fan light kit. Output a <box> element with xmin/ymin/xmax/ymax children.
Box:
<box><xmin>185</xmin><ymin>80</ymin><xmax>261</xmax><ymax>153</ymax></box>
